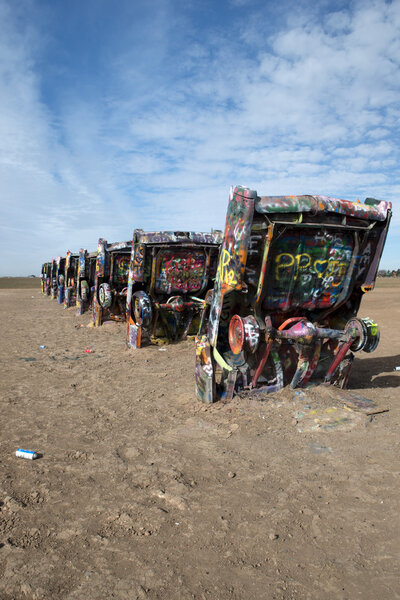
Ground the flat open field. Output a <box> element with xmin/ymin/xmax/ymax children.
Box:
<box><xmin>0</xmin><ymin>285</ymin><xmax>399</xmax><ymax>600</ymax></box>
<box><xmin>0</xmin><ymin>278</ymin><xmax>41</xmax><ymax>289</ymax></box>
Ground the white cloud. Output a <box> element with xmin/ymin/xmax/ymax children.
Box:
<box><xmin>116</xmin><ymin>0</ymin><xmax>400</xmax><ymax>219</ymax></box>
<box><xmin>0</xmin><ymin>0</ymin><xmax>399</xmax><ymax>274</ymax></box>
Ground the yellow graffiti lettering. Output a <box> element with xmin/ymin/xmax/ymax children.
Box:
<box><xmin>329</xmin><ymin>262</ymin><xmax>348</xmax><ymax>287</ymax></box>
<box><xmin>217</xmin><ymin>249</ymin><xmax>238</xmax><ymax>287</ymax></box>
<box><xmin>275</xmin><ymin>253</ymin><xmax>310</xmax><ymax>280</ymax></box>
<box><xmin>275</xmin><ymin>252</ymin><xmax>348</xmax><ymax>288</ymax></box>
<box><xmin>275</xmin><ymin>253</ymin><xmax>294</xmax><ymax>279</ymax></box>
<box><xmin>221</xmin><ymin>248</ymin><xmax>230</xmax><ymax>270</ymax></box>
<box><xmin>295</xmin><ymin>253</ymin><xmax>311</xmax><ymax>272</ymax></box>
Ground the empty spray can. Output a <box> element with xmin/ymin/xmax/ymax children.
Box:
<box><xmin>16</xmin><ymin>449</ymin><xmax>38</xmax><ymax>460</ymax></box>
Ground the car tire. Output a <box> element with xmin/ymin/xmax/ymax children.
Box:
<box><xmin>99</xmin><ymin>283</ymin><xmax>112</xmax><ymax>308</ymax></box>
<box><xmin>133</xmin><ymin>291</ymin><xmax>152</xmax><ymax>328</ymax></box>
<box><xmin>81</xmin><ymin>280</ymin><xmax>89</xmax><ymax>301</ymax></box>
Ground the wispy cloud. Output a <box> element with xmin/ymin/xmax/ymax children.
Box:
<box><xmin>0</xmin><ymin>0</ymin><xmax>399</xmax><ymax>274</ymax></box>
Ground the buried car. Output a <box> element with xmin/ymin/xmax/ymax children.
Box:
<box><xmin>63</xmin><ymin>250</ymin><xmax>80</xmax><ymax>308</ymax></box>
<box><xmin>76</xmin><ymin>248</ymin><xmax>97</xmax><ymax>316</ymax></box>
<box><xmin>195</xmin><ymin>185</ymin><xmax>392</xmax><ymax>402</ymax></box>
<box><xmin>92</xmin><ymin>239</ymin><xmax>132</xmax><ymax>326</ymax></box>
<box><xmin>41</xmin><ymin>262</ymin><xmax>52</xmax><ymax>295</ymax></box>
<box><xmin>50</xmin><ymin>259</ymin><xmax>57</xmax><ymax>299</ymax></box>
<box><xmin>126</xmin><ymin>230</ymin><xmax>223</xmax><ymax>348</ymax></box>
<box><xmin>51</xmin><ymin>256</ymin><xmax>66</xmax><ymax>302</ymax></box>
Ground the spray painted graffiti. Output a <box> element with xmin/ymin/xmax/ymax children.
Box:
<box><xmin>131</xmin><ymin>243</ymin><xmax>145</xmax><ymax>282</ymax></box>
<box><xmin>114</xmin><ymin>255</ymin><xmax>130</xmax><ymax>284</ymax></box>
<box><xmin>265</xmin><ymin>230</ymin><xmax>353</xmax><ymax>310</ymax></box>
<box><xmin>93</xmin><ymin>239</ymin><xmax>132</xmax><ymax>326</ymax></box>
<box><xmin>75</xmin><ymin>249</ymin><xmax>97</xmax><ymax>316</ymax></box>
<box><xmin>155</xmin><ymin>250</ymin><xmax>206</xmax><ymax>294</ymax></box>
<box><xmin>41</xmin><ymin>262</ymin><xmax>52</xmax><ymax>295</ymax></box>
<box><xmin>63</xmin><ymin>251</ymin><xmax>79</xmax><ymax>309</ymax></box>
<box><xmin>274</xmin><ymin>254</ymin><xmax>348</xmax><ymax>284</ymax></box>
<box><xmin>194</xmin><ymin>335</ymin><xmax>215</xmax><ymax>403</ymax></box>
<box><xmin>50</xmin><ymin>260</ymin><xmax>57</xmax><ymax>299</ymax></box>
<box><xmin>208</xmin><ymin>186</ymin><xmax>256</xmax><ymax>346</ymax></box>
<box><xmin>55</xmin><ymin>256</ymin><xmax>66</xmax><ymax>304</ymax></box>
<box><xmin>256</xmin><ymin>194</ymin><xmax>390</xmax><ymax>221</ymax></box>
<box><xmin>217</xmin><ymin>249</ymin><xmax>239</xmax><ymax>287</ymax></box>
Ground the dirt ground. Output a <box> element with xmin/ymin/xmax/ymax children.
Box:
<box><xmin>0</xmin><ymin>283</ymin><xmax>399</xmax><ymax>600</ymax></box>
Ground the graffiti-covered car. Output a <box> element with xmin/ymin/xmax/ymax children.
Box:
<box><xmin>92</xmin><ymin>239</ymin><xmax>132</xmax><ymax>326</ymax></box>
<box><xmin>49</xmin><ymin>259</ymin><xmax>57</xmax><ymax>299</ymax></box>
<box><xmin>195</xmin><ymin>185</ymin><xmax>392</xmax><ymax>402</ymax></box>
<box><xmin>63</xmin><ymin>251</ymin><xmax>79</xmax><ymax>308</ymax></box>
<box><xmin>76</xmin><ymin>249</ymin><xmax>97</xmax><ymax>316</ymax></box>
<box><xmin>126</xmin><ymin>230</ymin><xmax>223</xmax><ymax>348</ymax></box>
<box><xmin>41</xmin><ymin>262</ymin><xmax>52</xmax><ymax>295</ymax></box>
<box><xmin>51</xmin><ymin>256</ymin><xmax>66</xmax><ymax>303</ymax></box>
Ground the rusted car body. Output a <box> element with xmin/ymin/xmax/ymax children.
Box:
<box><xmin>92</xmin><ymin>239</ymin><xmax>132</xmax><ymax>326</ymax></box>
<box><xmin>195</xmin><ymin>186</ymin><xmax>392</xmax><ymax>403</ymax></box>
<box><xmin>76</xmin><ymin>249</ymin><xmax>97</xmax><ymax>316</ymax></box>
<box><xmin>41</xmin><ymin>262</ymin><xmax>52</xmax><ymax>295</ymax></box>
<box><xmin>63</xmin><ymin>251</ymin><xmax>79</xmax><ymax>308</ymax></box>
<box><xmin>126</xmin><ymin>230</ymin><xmax>223</xmax><ymax>348</ymax></box>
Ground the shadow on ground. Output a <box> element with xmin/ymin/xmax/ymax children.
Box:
<box><xmin>349</xmin><ymin>354</ymin><xmax>400</xmax><ymax>389</ymax></box>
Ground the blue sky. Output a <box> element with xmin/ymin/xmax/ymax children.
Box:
<box><xmin>0</xmin><ymin>0</ymin><xmax>399</xmax><ymax>275</ymax></box>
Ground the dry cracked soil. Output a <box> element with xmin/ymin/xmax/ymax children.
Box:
<box><xmin>0</xmin><ymin>282</ymin><xmax>399</xmax><ymax>599</ymax></box>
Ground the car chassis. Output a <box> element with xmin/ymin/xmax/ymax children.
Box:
<box><xmin>92</xmin><ymin>239</ymin><xmax>132</xmax><ymax>326</ymax></box>
<box><xmin>195</xmin><ymin>186</ymin><xmax>392</xmax><ymax>402</ymax></box>
<box><xmin>76</xmin><ymin>248</ymin><xmax>97</xmax><ymax>316</ymax></box>
<box><xmin>126</xmin><ymin>230</ymin><xmax>222</xmax><ymax>348</ymax></box>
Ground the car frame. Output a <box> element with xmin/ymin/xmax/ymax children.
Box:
<box><xmin>41</xmin><ymin>262</ymin><xmax>52</xmax><ymax>295</ymax></box>
<box><xmin>92</xmin><ymin>239</ymin><xmax>132</xmax><ymax>326</ymax></box>
<box><xmin>195</xmin><ymin>185</ymin><xmax>392</xmax><ymax>402</ymax></box>
<box><xmin>49</xmin><ymin>259</ymin><xmax>58</xmax><ymax>299</ymax></box>
<box><xmin>49</xmin><ymin>257</ymin><xmax>65</xmax><ymax>301</ymax></box>
<box><xmin>126</xmin><ymin>229</ymin><xmax>223</xmax><ymax>348</ymax></box>
<box><xmin>76</xmin><ymin>248</ymin><xmax>97</xmax><ymax>316</ymax></box>
<box><xmin>63</xmin><ymin>251</ymin><xmax>80</xmax><ymax>308</ymax></box>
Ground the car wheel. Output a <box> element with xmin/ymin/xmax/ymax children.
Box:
<box><xmin>81</xmin><ymin>280</ymin><xmax>89</xmax><ymax>301</ymax></box>
<box><xmin>99</xmin><ymin>283</ymin><xmax>112</xmax><ymax>308</ymax></box>
<box><xmin>133</xmin><ymin>291</ymin><xmax>152</xmax><ymax>328</ymax></box>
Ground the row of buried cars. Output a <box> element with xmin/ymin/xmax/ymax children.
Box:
<box><xmin>41</xmin><ymin>186</ymin><xmax>392</xmax><ymax>403</ymax></box>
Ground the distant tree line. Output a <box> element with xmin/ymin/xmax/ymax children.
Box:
<box><xmin>377</xmin><ymin>269</ymin><xmax>400</xmax><ymax>277</ymax></box>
